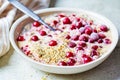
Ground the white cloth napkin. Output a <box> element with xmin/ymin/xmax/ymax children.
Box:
<box><xmin>0</xmin><ymin>0</ymin><xmax>50</xmax><ymax>57</ymax></box>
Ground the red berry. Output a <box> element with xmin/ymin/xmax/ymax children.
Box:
<box><xmin>78</xmin><ymin>41</ymin><xmax>86</xmax><ymax>47</ymax></box>
<box><xmin>58</xmin><ymin>14</ymin><xmax>65</xmax><ymax>18</ymax></box>
<box><xmin>89</xmin><ymin>20</ymin><xmax>93</xmax><ymax>25</ymax></box>
<box><xmin>104</xmin><ymin>39</ymin><xmax>111</xmax><ymax>44</ymax></box>
<box><xmin>49</xmin><ymin>40</ymin><xmax>57</xmax><ymax>46</ymax></box>
<box><xmin>63</xmin><ymin>17</ymin><xmax>71</xmax><ymax>24</ymax></box>
<box><xmin>75</xmin><ymin>17</ymin><xmax>80</xmax><ymax>21</ymax></box>
<box><xmin>25</xmin><ymin>45</ymin><xmax>28</xmax><ymax>47</ymax></box>
<box><xmin>76</xmin><ymin>46</ymin><xmax>84</xmax><ymax>51</ymax></box>
<box><xmin>31</xmin><ymin>35</ymin><xmax>39</xmax><ymax>41</ymax></box>
<box><xmin>21</xmin><ymin>47</ymin><xmax>27</xmax><ymax>52</ymax></box>
<box><xmin>79</xmin><ymin>27</ymin><xmax>85</xmax><ymax>34</ymax></box>
<box><xmin>77</xmin><ymin>18</ymin><xmax>81</xmax><ymax>22</ymax></box>
<box><xmin>91</xmin><ymin>50</ymin><xmax>98</xmax><ymax>57</ymax></box>
<box><xmin>48</xmin><ymin>35</ymin><xmax>52</xmax><ymax>37</ymax></box>
<box><xmin>70</xmin><ymin>24</ymin><xmax>76</xmax><ymax>30</ymax></box>
<box><xmin>97</xmin><ymin>39</ymin><xmax>103</xmax><ymax>43</ymax></box>
<box><xmin>65</xmin><ymin>35</ymin><xmax>71</xmax><ymax>39</ymax></box>
<box><xmin>58</xmin><ymin>61</ymin><xmax>67</xmax><ymax>66</ymax></box>
<box><xmin>67</xmin><ymin>58</ymin><xmax>76</xmax><ymax>66</ymax></box>
<box><xmin>82</xmin><ymin>54</ymin><xmax>92</xmax><ymax>63</ymax></box>
<box><xmin>100</xmin><ymin>25</ymin><xmax>108</xmax><ymax>32</ymax></box>
<box><xmin>79</xmin><ymin>35</ymin><xmax>88</xmax><ymax>42</ymax></box>
<box><xmin>17</xmin><ymin>35</ymin><xmax>25</xmax><ymax>41</ymax></box>
<box><xmin>66</xmin><ymin>52</ymin><xmax>74</xmax><ymax>58</ymax></box>
<box><xmin>98</xmin><ymin>33</ymin><xmax>106</xmax><ymax>39</ymax></box>
<box><xmin>40</xmin><ymin>30</ymin><xmax>47</xmax><ymax>36</ymax></box>
<box><xmin>33</xmin><ymin>21</ymin><xmax>41</xmax><ymax>27</ymax></box>
<box><xmin>71</xmin><ymin>35</ymin><xmax>79</xmax><ymax>41</ymax></box>
<box><xmin>85</xmin><ymin>27</ymin><xmax>92</xmax><ymax>35</ymax></box>
<box><xmin>93</xmin><ymin>29</ymin><xmax>97</xmax><ymax>33</ymax></box>
<box><xmin>68</xmin><ymin>42</ymin><xmax>76</xmax><ymax>48</ymax></box>
<box><xmin>76</xmin><ymin>22</ymin><xmax>83</xmax><ymax>29</ymax></box>
<box><xmin>53</xmin><ymin>20</ymin><xmax>58</xmax><ymax>25</ymax></box>
<box><xmin>25</xmin><ymin>50</ymin><xmax>31</xmax><ymax>55</ymax></box>
<box><xmin>82</xmin><ymin>20</ymin><xmax>87</xmax><ymax>27</ymax></box>
<box><xmin>90</xmin><ymin>33</ymin><xmax>99</xmax><ymax>41</ymax></box>
<box><xmin>89</xmin><ymin>38</ymin><xmax>95</xmax><ymax>43</ymax></box>
<box><xmin>92</xmin><ymin>45</ymin><xmax>98</xmax><ymax>50</ymax></box>
<box><xmin>72</xmin><ymin>14</ymin><xmax>76</xmax><ymax>16</ymax></box>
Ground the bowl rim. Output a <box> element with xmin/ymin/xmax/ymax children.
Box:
<box><xmin>10</xmin><ymin>7</ymin><xmax>119</xmax><ymax>68</ymax></box>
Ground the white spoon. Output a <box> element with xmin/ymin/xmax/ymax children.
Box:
<box><xmin>8</xmin><ymin>0</ymin><xmax>56</xmax><ymax>31</ymax></box>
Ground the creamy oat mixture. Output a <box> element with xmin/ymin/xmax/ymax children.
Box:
<box><xmin>17</xmin><ymin>13</ymin><xmax>112</xmax><ymax>66</ymax></box>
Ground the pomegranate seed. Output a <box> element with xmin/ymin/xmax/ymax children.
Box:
<box><xmin>92</xmin><ymin>45</ymin><xmax>98</xmax><ymax>50</ymax></box>
<box><xmin>85</xmin><ymin>27</ymin><xmax>92</xmax><ymax>35</ymax></box>
<box><xmin>90</xmin><ymin>33</ymin><xmax>99</xmax><ymax>41</ymax></box>
<box><xmin>71</xmin><ymin>35</ymin><xmax>79</xmax><ymax>41</ymax></box>
<box><xmin>67</xmin><ymin>58</ymin><xmax>76</xmax><ymax>66</ymax></box>
<box><xmin>79</xmin><ymin>35</ymin><xmax>88</xmax><ymax>42</ymax></box>
<box><xmin>21</xmin><ymin>47</ymin><xmax>23</xmax><ymax>50</ymax></box>
<box><xmin>48</xmin><ymin>35</ymin><xmax>52</xmax><ymax>37</ymax></box>
<box><xmin>98</xmin><ymin>33</ymin><xmax>106</xmax><ymax>39</ymax></box>
<box><xmin>74</xmin><ymin>16</ymin><xmax>80</xmax><ymax>22</ymax></box>
<box><xmin>68</xmin><ymin>42</ymin><xmax>76</xmax><ymax>48</ymax></box>
<box><xmin>65</xmin><ymin>35</ymin><xmax>71</xmax><ymax>39</ymax></box>
<box><xmin>89</xmin><ymin>20</ymin><xmax>93</xmax><ymax>25</ymax></box>
<box><xmin>63</xmin><ymin>17</ymin><xmax>71</xmax><ymax>24</ymax></box>
<box><xmin>100</xmin><ymin>25</ymin><xmax>108</xmax><ymax>32</ymax></box>
<box><xmin>76</xmin><ymin>18</ymin><xmax>80</xmax><ymax>21</ymax></box>
<box><xmin>21</xmin><ymin>47</ymin><xmax>27</xmax><ymax>52</ymax></box>
<box><xmin>89</xmin><ymin>38</ymin><xmax>95</xmax><ymax>43</ymax></box>
<box><xmin>104</xmin><ymin>39</ymin><xmax>111</xmax><ymax>44</ymax></box>
<box><xmin>66</xmin><ymin>52</ymin><xmax>74</xmax><ymax>58</ymax></box>
<box><xmin>93</xmin><ymin>29</ymin><xmax>97</xmax><ymax>33</ymax></box>
<box><xmin>91</xmin><ymin>50</ymin><xmax>98</xmax><ymax>57</ymax></box>
<box><xmin>58</xmin><ymin>14</ymin><xmax>65</xmax><ymax>18</ymax></box>
<box><xmin>40</xmin><ymin>30</ymin><xmax>47</xmax><ymax>36</ymax></box>
<box><xmin>76</xmin><ymin>22</ymin><xmax>83</xmax><ymax>29</ymax></box>
<box><xmin>25</xmin><ymin>51</ymin><xmax>30</xmax><ymax>55</ymax></box>
<box><xmin>58</xmin><ymin>61</ymin><xmax>67</xmax><ymax>66</ymax></box>
<box><xmin>82</xmin><ymin>21</ymin><xmax>87</xmax><ymax>27</ymax></box>
<box><xmin>17</xmin><ymin>35</ymin><xmax>25</xmax><ymax>41</ymax></box>
<box><xmin>31</xmin><ymin>35</ymin><xmax>39</xmax><ymax>41</ymax></box>
<box><xmin>82</xmin><ymin>54</ymin><xmax>92</xmax><ymax>63</ymax></box>
<box><xmin>99</xmin><ymin>46</ymin><xmax>103</xmax><ymax>48</ymax></box>
<box><xmin>97</xmin><ymin>39</ymin><xmax>103</xmax><ymax>43</ymax></box>
<box><xmin>53</xmin><ymin>20</ymin><xmax>58</xmax><ymax>25</ymax></box>
<box><xmin>76</xmin><ymin>46</ymin><xmax>84</xmax><ymax>51</ymax></box>
<box><xmin>25</xmin><ymin>45</ymin><xmax>28</xmax><ymax>47</ymax></box>
<box><xmin>33</xmin><ymin>21</ymin><xmax>41</xmax><ymax>27</ymax></box>
<box><xmin>49</xmin><ymin>40</ymin><xmax>57</xmax><ymax>46</ymax></box>
<box><xmin>78</xmin><ymin>41</ymin><xmax>86</xmax><ymax>47</ymax></box>
<box><xmin>70</xmin><ymin>24</ymin><xmax>76</xmax><ymax>30</ymax></box>
<box><xmin>72</xmin><ymin>14</ymin><xmax>76</xmax><ymax>16</ymax></box>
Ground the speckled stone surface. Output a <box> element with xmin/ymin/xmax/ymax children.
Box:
<box><xmin>0</xmin><ymin>0</ymin><xmax>120</xmax><ymax>80</ymax></box>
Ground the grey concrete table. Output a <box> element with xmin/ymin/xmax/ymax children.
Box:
<box><xmin>0</xmin><ymin>0</ymin><xmax>120</xmax><ymax>80</ymax></box>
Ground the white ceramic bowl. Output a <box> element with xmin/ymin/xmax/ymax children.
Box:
<box><xmin>10</xmin><ymin>8</ymin><xmax>119</xmax><ymax>74</ymax></box>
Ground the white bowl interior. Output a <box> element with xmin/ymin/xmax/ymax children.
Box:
<box><xmin>10</xmin><ymin>8</ymin><xmax>119</xmax><ymax>74</ymax></box>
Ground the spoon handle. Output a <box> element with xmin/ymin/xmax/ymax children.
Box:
<box><xmin>8</xmin><ymin>0</ymin><xmax>55</xmax><ymax>31</ymax></box>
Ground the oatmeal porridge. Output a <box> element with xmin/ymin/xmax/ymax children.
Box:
<box><xmin>17</xmin><ymin>13</ymin><xmax>112</xmax><ymax>66</ymax></box>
